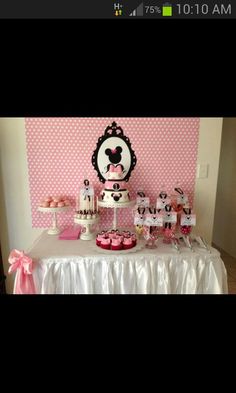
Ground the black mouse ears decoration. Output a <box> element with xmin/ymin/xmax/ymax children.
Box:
<box><xmin>137</xmin><ymin>190</ymin><xmax>145</xmax><ymax>198</ymax></box>
<box><xmin>183</xmin><ymin>207</ymin><xmax>192</xmax><ymax>215</ymax></box>
<box><xmin>92</xmin><ymin>121</ymin><xmax>137</xmax><ymax>184</ymax></box>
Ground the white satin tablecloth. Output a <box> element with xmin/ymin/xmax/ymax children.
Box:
<box><xmin>23</xmin><ymin>231</ymin><xmax>228</xmax><ymax>294</ymax></box>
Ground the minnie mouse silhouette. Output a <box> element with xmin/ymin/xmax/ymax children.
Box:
<box><xmin>104</xmin><ymin>146</ymin><xmax>125</xmax><ymax>174</ymax></box>
<box><xmin>105</xmin><ymin>146</ymin><xmax>122</xmax><ymax>164</ymax></box>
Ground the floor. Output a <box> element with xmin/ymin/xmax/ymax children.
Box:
<box><xmin>213</xmin><ymin>244</ymin><xmax>236</xmax><ymax>294</ymax></box>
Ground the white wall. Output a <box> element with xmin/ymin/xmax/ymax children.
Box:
<box><xmin>193</xmin><ymin>118</ymin><xmax>223</xmax><ymax>243</ymax></box>
<box><xmin>212</xmin><ymin>118</ymin><xmax>236</xmax><ymax>257</ymax></box>
<box><xmin>0</xmin><ymin>117</ymin><xmax>223</xmax><ymax>293</ymax></box>
<box><xmin>0</xmin><ymin>118</ymin><xmax>42</xmax><ymax>293</ymax></box>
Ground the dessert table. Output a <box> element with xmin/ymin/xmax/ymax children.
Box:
<box><xmin>14</xmin><ymin>231</ymin><xmax>228</xmax><ymax>294</ymax></box>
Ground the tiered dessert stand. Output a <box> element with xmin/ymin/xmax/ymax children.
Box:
<box><xmin>38</xmin><ymin>205</ymin><xmax>71</xmax><ymax>235</ymax></box>
<box><xmin>74</xmin><ymin>216</ymin><xmax>100</xmax><ymax>240</ymax></box>
<box><xmin>97</xmin><ymin>197</ymin><xmax>136</xmax><ymax>230</ymax></box>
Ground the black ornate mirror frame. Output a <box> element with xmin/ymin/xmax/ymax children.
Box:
<box><xmin>92</xmin><ymin>121</ymin><xmax>137</xmax><ymax>184</ymax></box>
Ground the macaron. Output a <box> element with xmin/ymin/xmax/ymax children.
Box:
<box><xmin>40</xmin><ymin>201</ymin><xmax>50</xmax><ymax>208</ymax></box>
<box><xmin>52</xmin><ymin>197</ymin><xmax>61</xmax><ymax>203</ymax></box>
<box><xmin>50</xmin><ymin>201</ymin><xmax>57</xmax><ymax>208</ymax></box>
<box><xmin>57</xmin><ymin>202</ymin><xmax>65</xmax><ymax>207</ymax></box>
<box><xmin>44</xmin><ymin>196</ymin><xmax>52</xmax><ymax>203</ymax></box>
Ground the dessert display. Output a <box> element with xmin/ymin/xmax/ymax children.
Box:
<box><xmin>39</xmin><ymin>195</ymin><xmax>71</xmax><ymax>208</ymax></box>
<box><xmin>36</xmin><ymin>120</ymin><xmax>200</xmax><ymax>252</ymax></box>
<box><xmin>96</xmin><ymin>230</ymin><xmax>137</xmax><ymax>251</ymax></box>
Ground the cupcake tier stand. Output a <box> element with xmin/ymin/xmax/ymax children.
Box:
<box><xmin>97</xmin><ymin>199</ymin><xmax>136</xmax><ymax>230</ymax></box>
<box><xmin>74</xmin><ymin>216</ymin><xmax>100</xmax><ymax>240</ymax></box>
<box><xmin>38</xmin><ymin>206</ymin><xmax>71</xmax><ymax>235</ymax></box>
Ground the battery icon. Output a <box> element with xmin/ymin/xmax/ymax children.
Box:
<box><xmin>162</xmin><ymin>3</ymin><xmax>172</xmax><ymax>16</ymax></box>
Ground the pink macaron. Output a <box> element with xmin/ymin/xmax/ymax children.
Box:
<box><xmin>40</xmin><ymin>201</ymin><xmax>50</xmax><ymax>208</ymax></box>
<box><xmin>57</xmin><ymin>201</ymin><xmax>65</xmax><ymax>207</ymax></box>
<box><xmin>50</xmin><ymin>201</ymin><xmax>58</xmax><ymax>208</ymax></box>
<box><xmin>52</xmin><ymin>196</ymin><xmax>61</xmax><ymax>203</ymax></box>
<box><xmin>44</xmin><ymin>196</ymin><xmax>52</xmax><ymax>203</ymax></box>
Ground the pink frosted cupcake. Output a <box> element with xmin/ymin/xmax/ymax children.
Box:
<box><xmin>96</xmin><ymin>233</ymin><xmax>105</xmax><ymax>246</ymax></box>
<box><xmin>100</xmin><ymin>238</ymin><xmax>111</xmax><ymax>250</ymax></box>
<box><xmin>111</xmin><ymin>238</ymin><xmax>122</xmax><ymax>251</ymax></box>
<box><xmin>123</xmin><ymin>237</ymin><xmax>133</xmax><ymax>250</ymax></box>
<box><xmin>108</xmin><ymin>232</ymin><xmax>117</xmax><ymax>239</ymax></box>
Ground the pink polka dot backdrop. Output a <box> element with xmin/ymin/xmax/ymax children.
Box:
<box><xmin>25</xmin><ymin>118</ymin><xmax>200</xmax><ymax>229</ymax></box>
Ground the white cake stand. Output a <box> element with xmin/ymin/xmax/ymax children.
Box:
<box><xmin>74</xmin><ymin>216</ymin><xmax>100</xmax><ymax>240</ymax></box>
<box><xmin>38</xmin><ymin>206</ymin><xmax>71</xmax><ymax>235</ymax></box>
<box><xmin>97</xmin><ymin>199</ymin><xmax>136</xmax><ymax>230</ymax></box>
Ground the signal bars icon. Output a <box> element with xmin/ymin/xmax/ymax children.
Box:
<box><xmin>129</xmin><ymin>2</ymin><xmax>144</xmax><ymax>16</ymax></box>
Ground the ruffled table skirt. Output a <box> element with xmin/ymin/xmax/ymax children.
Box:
<box><xmin>26</xmin><ymin>232</ymin><xmax>228</xmax><ymax>294</ymax></box>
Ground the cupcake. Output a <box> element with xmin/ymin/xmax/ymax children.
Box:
<box><xmin>96</xmin><ymin>233</ymin><xmax>105</xmax><ymax>246</ymax></box>
<box><xmin>100</xmin><ymin>237</ymin><xmax>111</xmax><ymax>250</ymax></box>
<box><xmin>123</xmin><ymin>237</ymin><xmax>133</xmax><ymax>249</ymax></box>
<box><xmin>111</xmin><ymin>238</ymin><xmax>122</xmax><ymax>251</ymax></box>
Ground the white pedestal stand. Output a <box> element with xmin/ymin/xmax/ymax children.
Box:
<box><xmin>74</xmin><ymin>217</ymin><xmax>100</xmax><ymax>240</ymax></box>
<box><xmin>38</xmin><ymin>206</ymin><xmax>71</xmax><ymax>235</ymax></box>
<box><xmin>97</xmin><ymin>199</ymin><xmax>135</xmax><ymax>230</ymax></box>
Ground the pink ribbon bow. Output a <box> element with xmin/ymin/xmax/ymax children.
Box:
<box><xmin>8</xmin><ymin>249</ymin><xmax>36</xmax><ymax>294</ymax></box>
<box><xmin>109</xmin><ymin>165</ymin><xmax>123</xmax><ymax>173</ymax></box>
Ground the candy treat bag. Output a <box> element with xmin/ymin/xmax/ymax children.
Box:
<box><xmin>162</xmin><ymin>204</ymin><xmax>177</xmax><ymax>244</ymax></box>
<box><xmin>156</xmin><ymin>190</ymin><xmax>171</xmax><ymax>210</ymax></box>
<box><xmin>143</xmin><ymin>207</ymin><xmax>162</xmax><ymax>249</ymax></box>
<box><xmin>136</xmin><ymin>190</ymin><xmax>150</xmax><ymax>208</ymax></box>
<box><xmin>180</xmin><ymin>207</ymin><xmax>196</xmax><ymax>236</ymax></box>
<box><xmin>172</xmin><ymin>187</ymin><xmax>189</xmax><ymax>212</ymax></box>
<box><xmin>172</xmin><ymin>187</ymin><xmax>189</xmax><ymax>229</ymax></box>
<box><xmin>134</xmin><ymin>207</ymin><xmax>146</xmax><ymax>238</ymax></box>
